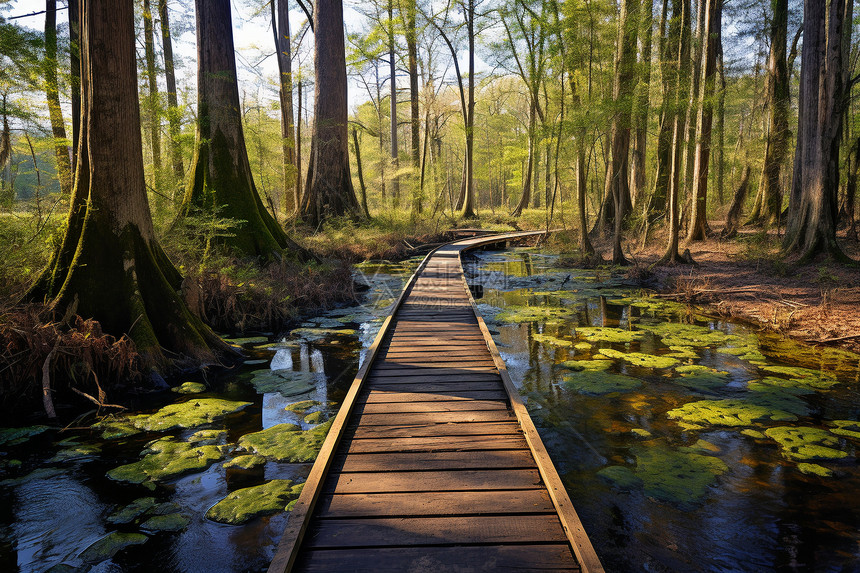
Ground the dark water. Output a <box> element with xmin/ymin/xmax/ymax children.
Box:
<box><xmin>465</xmin><ymin>248</ymin><xmax>860</xmax><ymax>573</ymax></box>
<box><xmin>0</xmin><ymin>259</ymin><xmax>420</xmax><ymax>573</ymax></box>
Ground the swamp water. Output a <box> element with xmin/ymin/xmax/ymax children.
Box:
<box><xmin>0</xmin><ymin>259</ymin><xmax>420</xmax><ymax>573</ymax></box>
<box><xmin>465</xmin><ymin>248</ymin><xmax>860</xmax><ymax>573</ymax></box>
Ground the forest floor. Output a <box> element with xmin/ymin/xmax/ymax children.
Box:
<box><xmin>615</xmin><ymin>223</ymin><xmax>860</xmax><ymax>354</ymax></box>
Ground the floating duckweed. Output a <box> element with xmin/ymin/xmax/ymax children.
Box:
<box><xmin>78</xmin><ymin>532</ymin><xmax>148</xmax><ymax>564</ymax></box>
<box><xmin>0</xmin><ymin>425</ymin><xmax>51</xmax><ymax>447</ymax></box>
<box><xmin>613</xmin><ymin>297</ymin><xmax>688</xmax><ymax>314</ymax></box>
<box><xmin>797</xmin><ymin>463</ymin><xmax>834</xmax><ymax>477</ymax></box>
<box><xmin>132</xmin><ymin>399</ymin><xmax>251</xmax><ymax>432</ymax></box>
<box><xmin>564</xmin><ymin>371</ymin><xmax>642</xmax><ymax>395</ymax></box>
<box><xmin>642</xmin><ymin>322</ymin><xmax>733</xmax><ymax>348</ymax></box>
<box><xmin>106</xmin><ymin>439</ymin><xmax>227</xmax><ymax>484</ymax></box>
<box><xmin>171</xmin><ymin>382</ymin><xmax>206</xmax><ymax>394</ymax></box>
<box><xmin>238</xmin><ymin>420</ymin><xmax>333</xmax><ymax>462</ymax></box>
<box><xmin>597</xmin><ymin>466</ymin><xmax>643</xmax><ymax>490</ymax></box>
<box><xmin>576</xmin><ymin>327</ymin><xmax>644</xmax><ymax>343</ymax></box>
<box><xmin>634</xmin><ymin>446</ymin><xmax>728</xmax><ymax>505</ymax></box>
<box><xmin>673</xmin><ymin>365</ymin><xmax>731</xmax><ymax>391</ymax></box>
<box><xmin>760</xmin><ymin>365</ymin><xmax>839</xmax><ymax>389</ymax></box>
<box><xmin>49</xmin><ymin>444</ymin><xmax>101</xmax><ymax>463</ymax></box>
<box><xmin>205</xmin><ymin>480</ymin><xmax>304</xmax><ymax>524</ymax></box>
<box><xmin>560</xmin><ymin>360</ymin><xmax>611</xmax><ymax>372</ymax></box>
<box><xmin>715</xmin><ymin>338</ymin><xmax>767</xmax><ymax>363</ymax></box>
<box><xmin>747</xmin><ymin>377</ymin><xmax>816</xmax><ymax>396</ymax></box>
<box><xmin>764</xmin><ymin>427</ymin><xmax>849</xmax><ymax>461</ymax></box>
<box><xmin>667</xmin><ymin>346</ymin><xmax>699</xmax><ymax>359</ymax></box>
<box><xmin>140</xmin><ymin>513</ymin><xmax>190</xmax><ymax>532</ymax></box>
<box><xmin>495</xmin><ymin>305</ymin><xmax>574</xmax><ymax>324</ymax></box>
<box><xmin>223</xmin><ymin>454</ymin><xmax>267</xmax><ymax>470</ymax></box>
<box><xmin>599</xmin><ymin>348</ymin><xmax>678</xmax><ymax>369</ymax></box>
<box><xmin>284</xmin><ymin>400</ymin><xmax>321</xmax><ymax>414</ymax></box>
<box><xmin>574</xmin><ymin>342</ymin><xmax>592</xmax><ymax>351</ymax></box>
<box><xmin>532</xmin><ymin>333</ymin><xmax>574</xmax><ymax>348</ymax></box>
<box><xmin>249</xmin><ymin>369</ymin><xmax>317</xmax><ymax>396</ymax></box>
<box><xmin>827</xmin><ymin>420</ymin><xmax>860</xmax><ymax>440</ymax></box>
<box><xmin>667</xmin><ymin>399</ymin><xmax>797</xmax><ymax>430</ymax></box>
<box><xmin>106</xmin><ymin>497</ymin><xmax>157</xmax><ymax>525</ymax></box>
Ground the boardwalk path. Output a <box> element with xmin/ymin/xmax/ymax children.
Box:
<box><xmin>269</xmin><ymin>232</ymin><xmax>603</xmax><ymax>573</ymax></box>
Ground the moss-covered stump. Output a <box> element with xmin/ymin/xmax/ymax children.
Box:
<box><xmin>171</xmin><ymin>382</ymin><xmax>207</xmax><ymax>394</ymax></box>
<box><xmin>667</xmin><ymin>399</ymin><xmax>798</xmax><ymax>430</ymax></box>
<box><xmin>78</xmin><ymin>532</ymin><xmax>148</xmax><ymax>564</ymax></box>
<box><xmin>564</xmin><ymin>371</ymin><xmax>642</xmax><ymax>395</ymax></box>
<box><xmin>764</xmin><ymin>427</ymin><xmax>849</xmax><ymax>461</ymax></box>
<box><xmin>106</xmin><ymin>439</ymin><xmax>227</xmax><ymax>484</ymax></box>
<box><xmin>205</xmin><ymin>479</ymin><xmax>304</xmax><ymax>524</ymax></box>
<box><xmin>132</xmin><ymin>398</ymin><xmax>252</xmax><ymax>432</ymax></box>
<box><xmin>599</xmin><ymin>348</ymin><xmax>678</xmax><ymax>369</ymax></box>
<box><xmin>238</xmin><ymin>420</ymin><xmax>332</xmax><ymax>462</ymax></box>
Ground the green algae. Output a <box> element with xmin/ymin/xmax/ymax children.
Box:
<box><xmin>289</xmin><ymin>327</ymin><xmax>357</xmax><ymax>341</ymax></box>
<box><xmin>78</xmin><ymin>532</ymin><xmax>148</xmax><ymax>564</ymax></box>
<box><xmin>171</xmin><ymin>382</ymin><xmax>206</xmax><ymax>394</ymax></box>
<box><xmin>827</xmin><ymin>420</ymin><xmax>860</xmax><ymax>440</ymax></box>
<box><xmin>238</xmin><ymin>420</ymin><xmax>333</xmax><ymax>462</ymax></box>
<box><xmin>598</xmin><ymin>348</ymin><xmax>678</xmax><ymax>369</ymax></box>
<box><xmin>667</xmin><ymin>346</ymin><xmax>700</xmax><ymax>359</ymax></box>
<box><xmin>715</xmin><ymin>337</ymin><xmax>767</xmax><ymax>363</ymax></box>
<box><xmin>797</xmin><ymin>463</ymin><xmax>834</xmax><ymax>477</ymax></box>
<box><xmin>495</xmin><ymin>305</ymin><xmax>574</xmax><ymax>324</ymax></box>
<box><xmin>741</xmin><ymin>429</ymin><xmax>766</xmax><ymax>439</ymax></box>
<box><xmin>759</xmin><ymin>365</ymin><xmax>839</xmax><ymax>389</ymax></box>
<box><xmin>205</xmin><ymin>480</ymin><xmax>305</xmax><ymax>524</ymax></box>
<box><xmin>284</xmin><ymin>400</ymin><xmax>321</xmax><ymax>414</ymax></box>
<box><xmin>634</xmin><ymin>446</ymin><xmax>728</xmax><ymax>505</ymax></box>
<box><xmin>140</xmin><ymin>513</ymin><xmax>190</xmax><ymax>532</ymax></box>
<box><xmin>673</xmin><ymin>365</ymin><xmax>731</xmax><ymax>391</ymax></box>
<box><xmin>249</xmin><ymin>369</ymin><xmax>317</xmax><ymax>396</ymax></box>
<box><xmin>597</xmin><ymin>466</ymin><xmax>643</xmax><ymax>490</ymax></box>
<box><xmin>49</xmin><ymin>444</ymin><xmax>100</xmax><ymax>463</ymax></box>
<box><xmin>224</xmin><ymin>336</ymin><xmax>269</xmax><ymax>345</ymax></box>
<box><xmin>642</xmin><ymin>322</ymin><xmax>733</xmax><ymax>348</ymax></box>
<box><xmin>667</xmin><ymin>399</ymin><xmax>798</xmax><ymax>430</ymax></box>
<box><xmin>132</xmin><ymin>399</ymin><xmax>251</xmax><ymax>432</ymax></box>
<box><xmin>613</xmin><ymin>296</ymin><xmax>688</xmax><ymax>314</ymax></box>
<box><xmin>560</xmin><ymin>359</ymin><xmax>611</xmax><ymax>372</ymax></box>
<box><xmin>303</xmin><ymin>411</ymin><xmax>327</xmax><ymax>424</ymax></box>
<box><xmin>574</xmin><ymin>342</ymin><xmax>592</xmax><ymax>351</ymax></box>
<box><xmin>747</xmin><ymin>377</ymin><xmax>817</xmax><ymax>395</ymax></box>
<box><xmin>0</xmin><ymin>425</ymin><xmax>50</xmax><ymax>447</ymax></box>
<box><xmin>106</xmin><ymin>439</ymin><xmax>227</xmax><ymax>484</ymax></box>
<box><xmin>224</xmin><ymin>454</ymin><xmax>267</xmax><ymax>470</ymax></box>
<box><xmin>576</xmin><ymin>326</ymin><xmax>644</xmax><ymax>343</ymax></box>
<box><xmin>106</xmin><ymin>497</ymin><xmax>157</xmax><ymax>525</ymax></box>
<box><xmin>532</xmin><ymin>333</ymin><xmax>574</xmax><ymax>348</ymax></box>
<box><xmin>564</xmin><ymin>371</ymin><xmax>642</xmax><ymax>395</ymax></box>
<box><xmin>764</xmin><ymin>427</ymin><xmax>849</xmax><ymax>461</ymax></box>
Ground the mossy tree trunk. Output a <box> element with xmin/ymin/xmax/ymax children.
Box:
<box><xmin>159</xmin><ymin>0</ymin><xmax>184</xmax><ymax>184</ymax></box>
<box><xmin>180</xmin><ymin>0</ymin><xmax>303</xmax><ymax>258</ymax></box>
<box><xmin>44</xmin><ymin>0</ymin><xmax>72</xmax><ymax>197</ymax></box>
<box><xmin>299</xmin><ymin>0</ymin><xmax>362</xmax><ymax>227</ymax></box>
<box><xmin>28</xmin><ymin>0</ymin><xmax>232</xmax><ymax>368</ymax></box>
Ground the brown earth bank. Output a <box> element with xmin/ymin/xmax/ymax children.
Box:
<box><xmin>610</xmin><ymin>223</ymin><xmax>860</xmax><ymax>354</ymax></box>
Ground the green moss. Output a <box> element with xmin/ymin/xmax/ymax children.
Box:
<box><xmin>78</xmin><ymin>532</ymin><xmax>148</xmax><ymax>564</ymax></box>
<box><xmin>92</xmin><ymin>417</ymin><xmax>144</xmax><ymax>440</ymax></box>
<box><xmin>289</xmin><ymin>327</ymin><xmax>357</xmax><ymax>341</ymax></box>
<box><xmin>667</xmin><ymin>399</ymin><xmax>797</xmax><ymax>430</ymax></box>
<box><xmin>187</xmin><ymin>429</ymin><xmax>227</xmax><ymax>445</ymax></box>
<box><xmin>673</xmin><ymin>365</ymin><xmax>731</xmax><ymax>391</ymax></box>
<box><xmin>797</xmin><ymin>463</ymin><xmax>833</xmax><ymax>477</ymax></box>
<box><xmin>599</xmin><ymin>348</ymin><xmax>678</xmax><ymax>369</ymax></box>
<box><xmin>205</xmin><ymin>480</ymin><xmax>304</xmax><ymax>524</ymax></box>
<box><xmin>827</xmin><ymin>420</ymin><xmax>860</xmax><ymax>440</ymax></box>
<box><xmin>574</xmin><ymin>342</ymin><xmax>592</xmax><ymax>351</ymax></box>
<box><xmin>132</xmin><ymin>398</ymin><xmax>251</xmax><ymax>432</ymax></box>
<box><xmin>284</xmin><ymin>400</ymin><xmax>321</xmax><ymax>414</ymax></box>
<box><xmin>747</xmin><ymin>377</ymin><xmax>817</xmax><ymax>395</ymax></box>
<box><xmin>597</xmin><ymin>466</ymin><xmax>643</xmax><ymax>490</ymax></box>
<box><xmin>0</xmin><ymin>425</ymin><xmax>51</xmax><ymax>447</ymax></box>
<box><xmin>759</xmin><ymin>365</ymin><xmax>839</xmax><ymax>389</ymax></box>
<box><xmin>560</xmin><ymin>359</ymin><xmax>611</xmax><ymax>372</ymax></box>
<box><xmin>106</xmin><ymin>497</ymin><xmax>158</xmax><ymax>525</ymax></box>
<box><xmin>238</xmin><ymin>420</ymin><xmax>333</xmax><ymax>462</ymax></box>
<box><xmin>631</xmin><ymin>428</ymin><xmax>652</xmax><ymax>438</ymax></box>
<box><xmin>667</xmin><ymin>346</ymin><xmax>700</xmax><ymax>359</ymax></box>
<box><xmin>576</xmin><ymin>326</ymin><xmax>644</xmax><ymax>343</ymax></box>
<box><xmin>140</xmin><ymin>513</ymin><xmax>190</xmax><ymax>532</ymax></box>
<box><xmin>249</xmin><ymin>369</ymin><xmax>316</xmax><ymax>396</ymax></box>
<box><xmin>741</xmin><ymin>429</ymin><xmax>766</xmax><ymax>439</ymax></box>
<box><xmin>613</xmin><ymin>297</ymin><xmax>688</xmax><ymax>314</ymax></box>
<box><xmin>715</xmin><ymin>336</ymin><xmax>767</xmax><ymax>363</ymax></box>
<box><xmin>495</xmin><ymin>305</ymin><xmax>574</xmax><ymax>324</ymax></box>
<box><xmin>764</xmin><ymin>427</ymin><xmax>849</xmax><ymax>461</ymax></box>
<box><xmin>532</xmin><ymin>333</ymin><xmax>574</xmax><ymax>348</ymax></box>
<box><xmin>49</xmin><ymin>444</ymin><xmax>101</xmax><ymax>463</ymax></box>
<box><xmin>634</xmin><ymin>446</ymin><xmax>728</xmax><ymax>504</ymax></box>
<box><xmin>171</xmin><ymin>382</ymin><xmax>206</xmax><ymax>394</ymax></box>
<box><xmin>106</xmin><ymin>439</ymin><xmax>227</xmax><ymax>484</ymax></box>
<box><xmin>224</xmin><ymin>336</ymin><xmax>269</xmax><ymax>345</ymax></box>
<box><xmin>563</xmin><ymin>371</ymin><xmax>642</xmax><ymax>395</ymax></box>
<box><xmin>223</xmin><ymin>454</ymin><xmax>267</xmax><ymax>470</ymax></box>
<box><xmin>303</xmin><ymin>411</ymin><xmax>327</xmax><ymax>424</ymax></box>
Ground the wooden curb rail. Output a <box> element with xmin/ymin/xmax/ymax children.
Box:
<box><xmin>267</xmin><ymin>231</ymin><xmax>603</xmax><ymax>573</ymax></box>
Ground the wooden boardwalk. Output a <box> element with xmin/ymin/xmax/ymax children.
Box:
<box><xmin>269</xmin><ymin>232</ymin><xmax>603</xmax><ymax>573</ymax></box>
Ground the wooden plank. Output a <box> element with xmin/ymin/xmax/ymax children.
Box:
<box><xmin>353</xmin><ymin>410</ymin><xmax>514</xmax><ymax>425</ymax></box>
<box><xmin>365</xmin><ymin>380</ymin><xmax>502</xmax><ymax>390</ymax></box>
<box><xmin>345</xmin><ymin>434</ymin><xmax>528</xmax><ymax>454</ymax></box>
<box><xmin>369</xmin><ymin>367</ymin><xmax>498</xmax><ymax>377</ymax></box>
<box><xmin>358</xmin><ymin>399</ymin><xmax>508</xmax><ymax>413</ymax></box>
<box><xmin>295</xmin><ymin>545</ymin><xmax>579</xmax><ymax>573</ymax></box>
<box><xmin>349</xmin><ymin>421</ymin><xmax>521</xmax><ymax>439</ymax></box>
<box><xmin>316</xmin><ymin>489</ymin><xmax>554</xmax><ymax>517</ymax></box>
<box><xmin>304</xmin><ymin>515</ymin><xmax>568</xmax><ymax>548</ymax></box>
<box><xmin>361</xmin><ymin>389</ymin><xmax>508</xmax><ymax>403</ymax></box>
<box><xmin>381</xmin><ymin>350</ymin><xmax>490</xmax><ymax>358</ymax></box>
<box><xmin>373</xmin><ymin>361</ymin><xmax>497</xmax><ymax>370</ymax></box>
<box><xmin>334</xmin><ymin>449</ymin><xmax>537</xmax><ymax>472</ymax></box>
<box><xmin>322</xmin><ymin>469</ymin><xmax>542</xmax><ymax>494</ymax></box>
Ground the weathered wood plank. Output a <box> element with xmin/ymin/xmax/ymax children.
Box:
<box><xmin>349</xmin><ymin>421</ymin><xmax>521</xmax><ymax>439</ymax></box>
<box><xmin>344</xmin><ymin>434</ymin><xmax>528</xmax><ymax>454</ymax></box>
<box><xmin>352</xmin><ymin>410</ymin><xmax>514</xmax><ymax>425</ymax></box>
<box><xmin>334</xmin><ymin>449</ymin><xmax>537</xmax><ymax>472</ymax></box>
<box><xmin>322</xmin><ymin>468</ymin><xmax>543</xmax><ymax>494</ymax></box>
<box><xmin>361</xmin><ymin>389</ymin><xmax>508</xmax><ymax>403</ymax></box>
<box><xmin>357</xmin><ymin>399</ymin><xmax>508</xmax><ymax>413</ymax></box>
<box><xmin>316</xmin><ymin>489</ymin><xmax>554</xmax><ymax>517</ymax></box>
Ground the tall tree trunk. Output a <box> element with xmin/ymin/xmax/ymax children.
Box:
<box><xmin>631</xmin><ymin>0</ymin><xmax>653</xmax><ymax>208</ymax></box>
<box><xmin>682</xmin><ymin>0</ymin><xmax>705</xmax><ymax>203</ymax></box>
<box><xmin>512</xmin><ymin>102</ymin><xmax>536</xmax><ymax>216</ymax></box>
<box><xmin>714</xmin><ymin>41</ymin><xmax>725</xmax><ymax>204</ymax></box>
<box><xmin>389</xmin><ymin>1</ymin><xmax>400</xmax><ymax>207</ymax></box>
<box><xmin>647</xmin><ymin>0</ymin><xmax>673</xmax><ymax>220</ymax></box>
<box><xmin>407</xmin><ymin>0</ymin><xmax>421</xmax><ymax>214</ymax></box>
<box><xmin>142</xmin><ymin>0</ymin><xmax>162</xmax><ymax>194</ymax></box>
<box><xmin>181</xmin><ymin>0</ymin><xmax>304</xmax><ymax>258</ymax></box>
<box><xmin>352</xmin><ymin>127</ymin><xmax>371</xmax><ymax>218</ymax></box>
<box><xmin>459</xmin><ymin>0</ymin><xmax>477</xmax><ymax>218</ymax></box>
<box><xmin>722</xmin><ymin>164</ymin><xmax>751</xmax><ymax>238</ymax></box>
<box><xmin>686</xmin><ymin>0</ymin><xmax>721</xmax><ymax>241</ymax></box>
<box><xmin>296</xmin><ymin>77</ymin><xmax>303</xmax><ymax>206</ymax></box>
<box><xmin>44</xmin><ymin>0</ymin><xmax>72</xmax><ymax>197</ymax></box>
<box><xmin>783</xmin><ymin>0</ymin><xmax>853</xmax><ymax>262</ymax></box>
<box><xmin>299</xmin><ymin>0</ymin><xmax>362</xmax><ymax>226</ymax></box>
<box><xmin>69</xmin><ymin>0</ymin><xmax>81</xmax><ymax>176</ymax></box>
<box><xmin>158</xmin><ymin>0</ymin><xmax>184</xmax><ymax>184</ymax></box>
<box><xmin>28</xmin><ymin>0</ymin><xmax>231</xmax><ymax>368</ymax></box>
<box><xmin>273</xmin><ymin>0</ymin><xmax>297</xmax><ymax>214</ymax></box>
